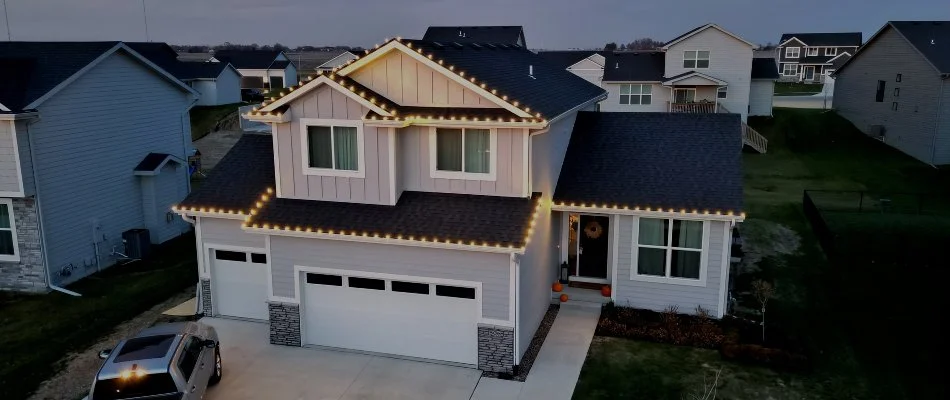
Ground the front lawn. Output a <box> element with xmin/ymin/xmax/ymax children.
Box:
<box><xmin>190</xmin><ymin>103</ymin><xmax>244</xmax><ymax>141</ymax></box>
<box><xmin>773</xmin><ymin>82</ymin><xmax>823</xmax><ymax>96</ymax></box>
<box><xmin>0</xmin><ymin>234</ymin><xmax>198</xmax><ymax>400</ymax></box>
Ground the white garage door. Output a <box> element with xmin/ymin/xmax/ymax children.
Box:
<box><xmin>302</xmin><ymin>271</ymin><xmax>479</xmax><ymax>365</ymax></box>
<box><xmin>212</xmin><ymin>249</ymin><xmax>269</xmax><ymax>320</ymax></box>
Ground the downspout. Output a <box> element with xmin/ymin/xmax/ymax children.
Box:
<box><xmin>25</xmin><ymin>118</ymin><xmax>81</xmax><ymax>296</ymax></box>
<box><xmin>930</xmin><ymin>78</ymin><xmax>946</xmax><ymax>166</ymax></box>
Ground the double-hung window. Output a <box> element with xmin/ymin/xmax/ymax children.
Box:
<box><xmin>782</xmin><ymin>64</ymin><xmax>798</xmax><ymax>76</ymax></box>
<box><xmin>0</xmin><ymin>199</ymin><xmax>19</xmax><ymax>262</ymax></box>
<box><xmin>431</xmin><ymin>128</ymin><xmax>495</xmax><ymax>180</ymax></box>
<box><xmin>806</xmin><ymin>47</ymin><xmax>819</xmax><ymax>56</ymax></box>
<box><xmin>634</xmin><ymin>218</ymin><xmax>705</xmax><ymax>283</ymax></box>
<box><xmin>301</xmin><ymin>119</ymin><xmax>364</xmax><ymax>177</ymax></box>
<box><xmin>619</xmin><ymin>84</ymin><xmax>652</xmax><ymax>105</ymax></box>
<box><xmin>785</xmin><ymin>47</ymin><xmax>800</xmax><ymax>58</ymax></box>
<box><xmin>683</xmin><ymin>51</ymin><xmax>710</xmax><ymax>68</ymax></box>
<box><xmin>825</xmin><ymin>47</ymin><xmax>838</xmax><ymax>56</ymax></box>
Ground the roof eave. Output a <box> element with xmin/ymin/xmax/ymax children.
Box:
<box><xmin>0</xmin><ymin>111</ymin><xmax>40</xmax><ymax>121</ymax></box>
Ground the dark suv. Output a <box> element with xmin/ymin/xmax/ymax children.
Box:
<box><xmin>88</xmin><ymin>322</ymin><xmax>222</xmax><ymax>400</ymax></box>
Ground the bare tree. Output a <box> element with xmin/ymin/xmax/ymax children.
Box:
<box><xmin>684</xmin><ymin>367</ymin><xmax>722</xmax><ymax>400</ymax></box>
<box><xmin>751</xmin><ymin>280</ymin><xmax>775</xmax><ymax>342</ymax></box>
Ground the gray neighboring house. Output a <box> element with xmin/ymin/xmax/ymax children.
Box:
<box><xmin>833</xmin><ymin>21</ymin><xmax>950</xmax><ymax>165</ymax></box>
<box><xmin>777</xmin><ymin>32</ymin><xmax>862</xmax><ymax>83</ymax></box>
<box><xmin>129</xmin><ymin>42</ymin><xmax>242</xmax><ymax>106</ymax></box>
<box><xmin>0</xmin><ymin>42</ymin><xmax>197</xmax><ymax>292</ymax></box>
<box><xmin>174</xmin><ymin>37</ymin><xmax>744</xmax><ymax>374</ymax></box>
<box><xmin>213</xmin><ymin>50</ymin><xmax>298</xmax><ymax>90</ymax></box>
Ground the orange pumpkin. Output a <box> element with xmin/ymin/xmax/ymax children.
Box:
<box><xmin>559</xmin><ymin>294</ymin><xmax>569</xmax><ymax>302</ymax></box>
<box><xmin>601</xmin><ymin>285</ymin><xmax>612</xmax><ymax>297</ymax></box>
<box><xmin>552</xmin><ymin>282</ymin><xmax>563</xmax><ymax>292</ymax></box>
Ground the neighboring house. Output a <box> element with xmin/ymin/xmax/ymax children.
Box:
<box><xmin>833</xmin><ymin>21</ymin><xmax>950</xmax><ymax>166</ymax></box>
<box><xmin>213</xmin><ymin>50</ymin><xmax>298</xmax><ymax>90</ymax></box>
<box><xmin>538</xmin><ymin>24</ymin><xmax>777</xmax><ymax>147</ymax></box>
<box><xmin>423</xmin><ymin>26</ymin><xmax>527</xmax><ymax>47</ymax></box>
<box><xmin>777</xmin><ymin>32</ymin><xmax>862</xmax><ymax>83</ymax></box>
<box><xmin>129</xmin><ymin>42</ymin><xmax>242</xmax><ymax>106</ymax></box>
<box><xmin>177</xmin><ymin>52</ymin><xmax>217</xmax><ymax>63</ymax></box>
<box><xmin>0</xmin><ymin>42</ymin><xmax>197</xmax><ymax>292</ymax></box>
<box><xmin>315</xmin><ymin>51</ymin><xmax>359</xmax><ymax>72</ymax></box>
<box><xmin>174</xmin><ymin>37</ymin><xmax>744</xmax><ymax>374</ymax></box>
<box><xmin>286</xmin><ymin>50</ymin><xmax>359</xmax><ymax>78</ymax></box>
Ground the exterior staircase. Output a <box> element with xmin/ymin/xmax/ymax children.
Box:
<box><xmin>741</xmin><ymin>122</ymin><xmax>768</xmax><ymax>153</ymax></box>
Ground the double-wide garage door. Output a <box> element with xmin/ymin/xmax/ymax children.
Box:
<box><xmin>212</xmin><ymin>249</ymin><xmax>269</xmax><ymax>320</ymax></box>
<box><xmin>302</xmin><ymin>271</ymin><xmax>479</xmax><ymax>365</ymax></box>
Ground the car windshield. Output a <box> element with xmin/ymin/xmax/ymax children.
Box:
<box><xmin>114</xmin><ymin>335</ymin><xmax>176</xmax><ymax>362</ymax></box>
<box><xmin>92</xmin><ymin>373</ymin><xmax>180</xmax><ymax>400</ymax></box>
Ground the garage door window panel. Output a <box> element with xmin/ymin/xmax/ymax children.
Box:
<box><xmin>391</xmin><ymin>281</ymin><xmax>430</xmax><ymax>294</ymax></box>
<box><xmin>348</xmin><ymin>277</ymin><xmax>385</xmax><ymax>290</ymax></box>
<box><xmin>250</xmin><ymin>253</ymin><xmax>267</xmax><ymax>264</ymax></box>
<box><xmin>306</xmin><ymin>273</ymin><xmax>342</xmax><ymax>286</ymax></box>
<box><xmin>435</xmin><ymin>285</ymin><xmax>476</xmax><ymax>299</ymax></box>
<box><xmin>214</xmin><ymin>250</ymin><xmax>246</xmax><ymax>262</ymax></box>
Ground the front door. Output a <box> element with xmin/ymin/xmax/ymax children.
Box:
<box><xmin>803</xmin><ymin>66</ymin><xmax>815</xmax><ymax>82</ymax></box>
<box><xmin>674</xmin><ymin>88</ymin><xmax>696</xmax><ymax>103</ymax></box>
<box><xmin>577</xmin><ymin>215</ymin><xmax>609</xmax><ymax>280</ymax></box>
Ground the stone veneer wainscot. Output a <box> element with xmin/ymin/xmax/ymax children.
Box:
<box><xmin>0</xmin><ymin>197</ymin><xmax>46</xmax><ymax>292</ymax></box>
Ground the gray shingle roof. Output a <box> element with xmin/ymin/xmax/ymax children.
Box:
<box><xmin>127</xmin><ymin>42</ymin><xmax>227</xmax><ymax>80</ymax></box>
<box><xmin>214</xmin><ymin>50</ymin><xmax>287</xmax><ymax>69</ymax></box>
<box><xmin>133</xmin><ymin>153</ymin><xmax>174</xmax><ymax>173</ymax></box>
<box><xmin>178</xmin><ymin>134</ymin><xmax>276</xmax><ymax>213</ymax></box>
<box><xmin>554</xmin><ymin>112</ymin><xmax>743</xmax><ymax>213</ymax></box>
<box><xmin>0</xmin><ymin>41</ymin><xmax>119</xmax><ymax>111</ymax></box>
<box><xmin>889</xmin><ymin>21</ymin><xmax>950</xmax><ymax>73</ymax></box>
<box><xmin>602</xmin><ymin>51</ymin><xmax>665</xmax><ymax>82</ymax></box>
<box><xmin>751</xmin><ymin>58</ymin><xmax>780</xmax><ymax>79</ymax></box>
<box><xmin>536</xmin><ymin>51</ymin><xmax>606</xmax><ymax>69</ymax></box>
<box><xmin>401</xmin><ymin>39</ymin><xmax>606</xmax><ymax>119</ymax></box>
<box><xmin>423</xmin><ymin>26</ymin><xmax>525</xmax><ymax>46</ymax></box>
<box><xmin>780</xmin><ymin>32</ymin><xmax>863</xmax><ymax>47</ymax></box>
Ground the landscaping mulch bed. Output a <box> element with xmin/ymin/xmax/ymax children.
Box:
<box><xmin>482</xmin><ymin>304</ymin><xmax>559</xmax><ymax>381</ymax></box>
<box><xmin>597</xmin><ymin>304</ymin><xmax>808</xmax><ymax>371</ymax></box>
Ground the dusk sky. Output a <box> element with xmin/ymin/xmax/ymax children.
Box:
<box><xmin>2</xmin><ymin>0</ymin><xmax>948</xmax><ymax>49</ymax></box>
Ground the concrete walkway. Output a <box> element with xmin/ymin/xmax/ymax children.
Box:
<box><xmin>470</xmin><ymin>304</ymin><xmax>601</xmax><ymax>400</ymax></box>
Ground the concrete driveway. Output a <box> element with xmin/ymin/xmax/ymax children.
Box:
<box><xmin>201</xmin><ymin>318</ymin><xmax>482</xmax><ymax>400</ymax></box>
<box><xmin>773</xmin><ymin>94</ymin><xmax>833</xmax><ymax>109</ymax></box>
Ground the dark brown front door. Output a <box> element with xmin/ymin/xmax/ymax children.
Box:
<box><xmin>577</xmin><ymin>215</ymin><xmax>609</xmax><ymax>279</ymax></box>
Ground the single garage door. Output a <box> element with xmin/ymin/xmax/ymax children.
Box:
<box><xmin>302</xmin><ymin>271</ymin><xmax>479</xmax><ymax>365</ymax></box>
<box><xmin>212</xmin><ymin>249</ymin><xmax>268</xmax><ymax>320</ymax></box>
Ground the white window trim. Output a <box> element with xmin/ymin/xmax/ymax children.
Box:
<box><xmin>673</xmin><ymin>88</ymin><xmax>697</xmax><ymax>103</ymax></box>
<box><xmin>717</xmin><ymin>86</ymin><xmax>728</xmax><ymax>99</ymax></box>
<box><xmin>619</xmin><ymin>84</ymin><xmax>653</xmax><ymax>105</ymax></box>
<box><xmin>0</xmin><ymin>198</ymin><xmax>21</xmax><ymax>262</ymax></box>
<box><xmin>629</xmin><ymin>216</ymin><xmax>709</xmax><ymax>287</ymax></box>
<box><xmin>785</xmin><ymin>47</ymin><xmax>800</xmax><ymax>58</ymax></box>
<box><xmin>806</xmin><ymin>47</ymin><xmax>819</xmax><ymax>57</ymax></box>
<box><xmin>825</xmin><ymin>47</ymin><xmax>838</xmax><ymax>56</ymax></box>
<box><xmin>428</xmin><ymin>126</ymin><xmax>498</xmax><ymax>181</ymax></box>
<box><xmin>299</xmin><ymin>118</ymin><xmax>366</xmax><ymax>178</ymax></box>
<box><xmin>782</xmin><ymin>63</ymin><xmax>798</xmax><ymax>76</ymax></box>
<box><xmin>682</xmin><ymin>50</ymin><xmax>710</xmax><ymax>69</ymax></box>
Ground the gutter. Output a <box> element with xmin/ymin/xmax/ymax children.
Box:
<box><xmin>24</xmin><ymin>117</ymin><xmax>81</xmax><ymax>296</ymax></box>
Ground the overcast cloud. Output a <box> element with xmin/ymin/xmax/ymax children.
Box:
<box><xmin>2</xmin><ymin>0</ymin><xmax>948</xmax><ymax>48</ymax></box>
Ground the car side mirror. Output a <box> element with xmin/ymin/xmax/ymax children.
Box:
<box><xmin>201</xmin><ymin>339</ymin><xmax>216</xmax><ymax>348</ymax></box>
<box><xmin>98</xmin><ymin>349</ymin><xmax>112</xmax><ymax>359</ymax></box>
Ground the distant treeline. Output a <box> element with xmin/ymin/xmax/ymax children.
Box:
<box><xmin>171</xmin><ymin>43</ymin><xmax>365</xmax><ymax>53</ymax></box>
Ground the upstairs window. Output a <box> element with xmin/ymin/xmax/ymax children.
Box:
<box><xmin>717</xmin><ymin>87</ymin><xmax>728</xmax><ymax>99</ymax></box>
<box><xmin>825</xmin><ymin>47</ymin><xmax>838</xmax><ymax>56</ymax></box>
<box><xmin>683</xmin><ymin>51</ymin><xmax>710</xmax><ymax>68</ymax></box>
<box><xmin>619</xmin><ymin>84</ymin><xmax>653</xmax><ymax>105</ymax></box>
<box><xmin>431</xmin><ymin>128</ymin><xmax>495</xmax><ymax>180</ymax></box>
<box><xmin>0</xmin><ymin>199</ymin><xmax>18</xmax><ymax>262</ymax></box>
<box><xmin>301</xmin><ymin>119</ymin><xmax>364</xmax><ymax>178</ymax></box>
<box><xmin>785</xmin><ymin>47</ymin><xmax>800</xmax><ymax>58</ymax></box>
<box><xmin>806</xmin><ymin>47</ymin><xmax>819</xmax><ymax>56</ymax></box>
<box><xmin>875</xmin><ymin>80</ymin><xmax>886</xmax><ymax>102</ymax></box>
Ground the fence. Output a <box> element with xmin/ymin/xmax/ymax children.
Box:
<box><xmin>804</xmin><ymin>190</ymin><xmax>950</xmax><ymax>216</ymax></box>
<box><xmin>238</xmin><ymin>105</ymin><xmax>271</xmax><ymax>133</ymax></box>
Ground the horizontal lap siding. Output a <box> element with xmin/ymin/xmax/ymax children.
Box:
<box><xmin>834</xmin><ymin>27</ymin><xmax>942</xmax><ymax>165</ymax></box>
<box><xmin>200</xmin><ymin>217</ymin><xmax>265</xmax><ymax>249</ymax></box>
<box><xmin>600</xmin><ymin>83</ymin><xmax>669</xmax><ymax>112</ymax></box>
<box><xmin>270</xmin><ymin>236</ymin><xmax>511</xmax><ymax>320</ymax></box>
<box><xmin>933</xmin><ymin>81</ymin><xmax>950</xmax><ymax>165</ymax></box>
<box><xmin>0</xmin><ymin>122</ymin><xmax>20</xmax><ymax>194</ymax></box>
<box><xmin>350</xmin><ymin>50</ymin><xmax>498</xmax><ymax>108</ymax></box>
<box><xmin>216</xmin><ymin>68</ymin><xmax>242</xmax><ymax>105</ymax></box>
<box><xmin>398</xmin><ymin>125</ymin><xmax>525</xmax><ymax>197</ymax></box>
<box><xmin>278</xmin><ymin>85</ymin><xmax>392</xmax><ymax>204</ymax></box>
<box><xmin>615</xmin><ymin>216</ymin><xmax>726</xmax><ymax>315</ymax></box>
<box><xmin>32</xmin><ymin>51</ymin><xmax>191</xmax><ymax>285</ymax></box>
<box><xmin>666</xmin><ymin>28</ymin><xmax>753</xmax><ymax>121</ymax></box>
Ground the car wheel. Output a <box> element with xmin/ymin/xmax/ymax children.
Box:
<box><xmin>209</xmin><ymin>347</ymin><xmax>223</xmax><ymax>386</ymax></box>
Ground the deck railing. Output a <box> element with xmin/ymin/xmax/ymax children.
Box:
<box><xmin>742</xmin><ymin>123</ymin><xmax>768</xmax><ymax>153</ymax></box>
<box><xmin>669</xmin><ymin>102</ymin><xmax>720</xmax><ymax>113</ymax></box>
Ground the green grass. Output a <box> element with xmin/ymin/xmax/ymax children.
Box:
<box><xmin>573</xmin><ymin>337</ymin><xmax>821</xmax><ymax>400</ymax></box>
<box><xmin>773</xmin><ymin>82</ymin><xmax>823</xmax><ymax>96</ymax></box>
<box><xmin>190</xmin><ymin>103</ymin><xmax>244</xmax><ymax>141</ymax></box>
<box><xmin>575</xmin><ymin>108</ymin><xmax>950</xmax><ymax>399</ymax></box>
<box><xmin>0</xmin><ymin>235</ymin><xmax>198</xmax><ymax>400</ymax></box>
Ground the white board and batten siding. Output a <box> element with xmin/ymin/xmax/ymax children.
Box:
<box><xmin>398</xmin><ymin>125</ymin><xmax>528</xmax><ymax>198</ymax></box>
<box><xmin>275</xmin><ymin>85</ymin><xmax>395</xmax><ymax>204</ymax></box>
<box><xmin>748</xmin><ymin>80</ymin><xmax>775</xmax><ymax>117</ymax></box>
<box><xmin>269</xmin><ymin>236</ymin><xmax>512</xmax><ymax>323</ymax></box>
<box><xmin>200</xmin><ymin>217</ymin><xmax>266</xmax><ymax>249</ymax></box>
<box><xmin>834</xmin><ymin>26</ymin><xmax>950</xmax><ymax>165</ymax></box>
<box><xmin>349</xmin><ymin>50</ymin><xmax>499</xmax><ymax>108</ymax></box>
<box><xmin>665</xmin><ymin>27</ymin><xmax>753</xmax><ymax>121</ymax></box>
<box><xmin>614</xmin><ymin>216</ymin><xmax>729</xmax><ymax>317</ymax></box>
<box><xmin>29</xmin><ymin>51</ymin><xmax>191</xmax><ymax>285</ymax></box>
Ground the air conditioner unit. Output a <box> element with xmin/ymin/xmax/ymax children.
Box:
<box><xmin>869</xmin><ymin>125</ymin><xmax>886</xmax><ymax>141</ymax></box>
<box><xmin>122</xmin><ymin>228</ymin><xmax>152</xmax><ymax>260</ymax></box>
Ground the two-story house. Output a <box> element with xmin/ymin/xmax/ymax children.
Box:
<box><xmin>1</xmin><ymin>42</ymin><xmax>197</xmax><ymax>292</ymax></box>
<box><xmin>777</xmin><ymin>32</ymin><xmax>862</xmax><ymax>83</ymax></box>
<box><xmin>539</xmin><ymin>24</ymin><xmax>779</xmax><ymax>123</ymax></box>
<box><xmin>213</xmin><ymin>50</ymin><xmax>298</xmax><ymax>90</ymax></box>
<box><xmin>174</xmin><ymin>37</ymin><xmax>744</xmax><ymax>374</ymax></box>
<box><xmin>833</xmin><ymin>21</ymin><xmax>950</xmax><ymax>166</ymax></box>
